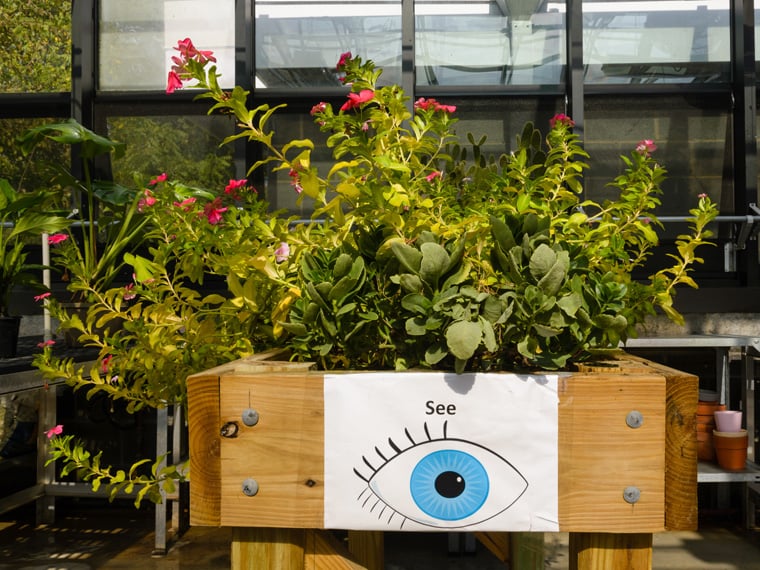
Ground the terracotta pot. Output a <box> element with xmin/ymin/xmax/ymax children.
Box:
<box><xmin>713</xmin><ymin>429</ymin><xmax>748</xmax><ymax>471</ymax></box>
<box><xmin>696</xmin><ymin>400</ymin><xmax>724</xmax><ymax>461</ymax></box>
<box><xmin>697</xmin><ymin>430</ymin><xmax>715</xmax><ymax>461</ymax></box>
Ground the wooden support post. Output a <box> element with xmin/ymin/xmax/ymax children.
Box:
<box><xmin>346</xmin><ymin>531</ymin><xmax>384</xmax><ymax>570</ymax></box>
<box><xmin>231</xmin><ymin>528</ymin><xmax>305</xmax><ymax>570</ymax></box>
<box><xmin>568</xmin><ymin>532</ymin><xmax>653</xmax><ymax>570</ymax></box>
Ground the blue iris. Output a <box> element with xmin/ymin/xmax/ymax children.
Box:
<box><xmin>409</xmin><ymin>449</ymin><xmax>489</xmax><ymax>521</ymax></box>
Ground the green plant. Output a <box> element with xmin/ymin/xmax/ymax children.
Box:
<box><xmin>18</xmin><ymin>119</ymin><xmax>149</xmax><ymax>299</ymax></box>
<box><xmin>0</xmin><ymin>178</ymin><xmax>69</xmax><ymax>317</ymax></box>
<box><xmin>36</xmin><ymin>39</ymin><xmax>719</xmax><ymax>504</ymax></box>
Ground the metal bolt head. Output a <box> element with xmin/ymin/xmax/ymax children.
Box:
<box><xmin>626</xmin><ymin>411</ymin><xmax>643</xmax><ymax>429</ymax></box>
<box><xmin>242</xmin><ymin>408</ymin><xmax>259</xmax><ymax>427</ymax></box>
<box><xmin>623</xmin><ymin>486</ymin><xmax>641</xmax><ymax>504</ymax></box>
<box><xmin>242</xmin><ymin>478</ymin><xmax>259</xmax><ymax>496</ymax></box>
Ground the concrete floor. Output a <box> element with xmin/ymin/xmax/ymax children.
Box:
<box><xmin>2</xmin><ymin>500</ymin><xmax>760</xmax><ymax>569</ymax></box>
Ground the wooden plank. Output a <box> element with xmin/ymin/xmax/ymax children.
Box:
<box><xmin>187</xmin><ymin>372</ymin><xmax>222</xmax><ymax>526</ymax></box>
<box><xmin>231</xmin><ymin>527</ymin><xmax>305</xmax><ymax>570</ymax></box>
<box><xmin>219</xmin><ymin>373</ymin><xmax>324</xmax><ymax>528</ymax></box>
<box><xmin>306</xmin><ymin>530</ymin><xmax>368</xmax><ymax>570</ymax></box>
<box><xmin>557</xmin><ymin>373</ymin><xmax>666</xmax><ymax>532</ymax></box>
<box><xmin>624</xmin><ymin>354</ymin><xmax>698</xmax><ymax>531</ymax></box>
<box><xmin>346</xmin><ymin>531</ymin><xmax>383</xmax><ymax>570</ymax></box>
<box><xmin>568</xmin><ymin>532</ymin><xmax>653</xmax><ymax>570</ymax></box>
<box><xmin>474</xmin><ymin>532</ymin><xmax>510</xmax><ymax>563</ymax></box>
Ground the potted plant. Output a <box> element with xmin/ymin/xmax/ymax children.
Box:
<box><xmin>17</xmin><ymin>119</ymin><xmax>150</xmax><ymax>343</ymax></box>
<box><xmin>35</xmin><ymin>39</ymin><xmax>717</xmax><ymax>522</ymax></box>
<box><xmin>0</xmin><ymin>178</ymin><xmax>69</xmax><ymax>357</ymax></box>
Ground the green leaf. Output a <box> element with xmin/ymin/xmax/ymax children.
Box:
<box><xmin>445</xmin><ymin>320</ymin><xmax>482</xmax><ymax>360</ymax></box>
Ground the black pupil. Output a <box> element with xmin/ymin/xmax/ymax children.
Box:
<box><xmin>435</xmin><ymin>471</ymin><xmax>465</xmax><ymax>498</ymax></box>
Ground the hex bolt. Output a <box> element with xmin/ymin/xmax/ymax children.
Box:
<box><xmin>626</xmin><ymin>411</ymin><xmax>643</xmax><ymax>429</ymax></box>
<box><xmin>242</xmin><ymin>478</ymin><xmax>259</xmax><ymax>497</ymax></box>
<box><xmin>220</xmin><ymin>421</ymin><xmax>239</xmax><ymax>438</ymax></box>
<box><xmin>623</xmin><ymin>486</ymin><xmax>641</xmax><ymax>504</ymax></box>
<box><xmin>242</xmin><ymin>408</ymin><xmax>259</xmax><ymax>427</ymax></box>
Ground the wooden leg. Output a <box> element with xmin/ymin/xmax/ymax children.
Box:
<box><xmin>569</xmin><ymin>532</ymin><xmax>652</xmax><ymax>570</ymax></box>
<box><xmin>231</xmin><ymin>528</ymin><xmax>305</xmax><ymax>570</ymax></box>
<box><xmin>346</xmin><ymin>530</ymin><xmax>384</xmax><ymax>570</ymax></box>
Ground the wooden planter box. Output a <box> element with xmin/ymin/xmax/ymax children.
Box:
<box><xmin>187</xmin><ymin>351</ymin><xmax>697</xmax><ymax>569</ymax></box>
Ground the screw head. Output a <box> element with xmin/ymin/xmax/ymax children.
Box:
<box><xmin>242</xmin><ymin>408</ymin><xmax>259</xmax><ymax>427</ymax></box>
<box><xmin>242</xmin><ymin>478</ymin><xmax>259</xmax><ymax>497</ymax></box>
<box><xmin>626</xmin><ymin>411</ymin><xmax>643</xmax><ymax>429</ymax></box>
<box><xmin>623</xmin><ymin>486</ymin><xmax>641</xmax><ymax>504</ymax></box>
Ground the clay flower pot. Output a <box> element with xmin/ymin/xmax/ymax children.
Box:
<box><xmin>714</xmin><ymin>410</ymin><xmax>742</xmax><ymax>432</ymax></box>
<box><xmin>697</xmin><ymin>400</ymin><xmax>725</xmax><ymax>461</ymax></box>
<box><xmin>713</xmin><ymin>429</ymin><xmax>748</xmax><ymax>471</ymax></box>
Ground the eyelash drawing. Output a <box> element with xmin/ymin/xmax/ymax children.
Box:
<box><xmin>352</xmin><ymin>420</ymin><xmax>529</xmax><ymax>530</ymax></box>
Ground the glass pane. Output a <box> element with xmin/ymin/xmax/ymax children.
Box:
<box><xmin>0</xmin><ymin>118</ymin><xmax>70</xmax><ymax>190</ymax></box>
<box><xmin>106</xmin><ymin>116</ymin><xmax>236</xmax><ymax>190</ymax></box>
<box><xmin>0</xmin><ymin>2</ymin><xmax>71</xmax><ymax>93</ymax></box>
<box><xmin>583</xmin><ymin>0</ymin><xmax>731</xmax><ymax>84</ymax></box>
<box><xmin>99</xmin><ymin>0</ymin><xmax>235</xmax><ymax>91</ymax></box>
<box><xmin>416</xmin><ymin>0</ymin><xmax>565</xmax><ymax>86</ymax></box>
<box><xmin>255</xmin><ymin>0</ymin><xmax>402</xmax><ymax>88</ymax></box>
<box><xmin>584</xmin><ymin>96</ymin><xmax>728</xmax><ymax>217</ymax></box>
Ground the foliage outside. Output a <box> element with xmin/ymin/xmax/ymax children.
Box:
<box><xmin>34</xmin><ymin>39</ymin><xmax>718</xmax><ymax>504</ymax></box>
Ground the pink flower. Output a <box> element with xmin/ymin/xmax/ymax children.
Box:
<box><xmin>48</xmin><ymin>233</ymin><xmax>68</xmax><ymax>245</ymax></box>
<box><xmin>203</xmin><ymin>198</ymin><xmax>228</xmax><ymax>225</ymax></box>
<box><xmin>549</xmin><ymin>114</ymin><xmax>575</xmax><ymax>128</ymax></box>
<box><xmin>100</xmin><ymin>354</ymin><xmax>113</xmax><ymax>373</ymax></box>
<box><xmin>337</xmin><ymin>52</ymin><xmax>352</xmax><ymax>69</ymax></box>
<box><xmin>166</xmin><ymin>71</ymin><xmax>184</xmax><ymax>94</ymax></box>
<box><xmin>173</xmin><ymin>197</ymin><xmax>197</xmax><ymax>210</ymax></box>
<box><xmin>149</xmin><ymin>172</ymin><xmax>167</xmax><ymax>185</ymax></box>
<box><xmin>414</xmin><ymin>98</ymin><xmax>456</xmax><ymax>113</ymax></box>
<box><xmin>340</xmin><ymin>90</ymin><xmax>375</xmax><ymax>112</ymax></box>
<box><xmin>274</xmin><ymin>242</ymin><xmax>290</xmax><ymax>263</ymax></box>
<box><xmin>37</xmin><ymin>340</ymin><xmax>55</xmax><ymax>349</ymax></box>
<box><xmin>426</xmin><ymin>171</ymin><xmax>442</xmax><ymax>183</ymax></box>
<box><xmin>635</xmin><ymin>139</ymin><xmax>657</xmax><ymax>155</ymax></box>
<box><xmin>310</xmin><ymin>102</ymin><xmax>327</xmax><ymax>116</ymax></box>
<box><xmin>361</xmin><ymin>120</ymin><xmax>371</xmax><ymax>132</ymax></box>
<box><xmin>225</xmin><ymin>179</ymin><xmax>248</xmax><ymax>195</ymax></box>
<box><xmin>123</xmin><ymin>283</ymin><xmax>136</xmax><ymax>301</ymax></box>
<box><xmin>288</xmin><ymin>168</ymin><xmax>303</xmax><ymax>194</ymax></box>
<box><xmin>45</xmin><ymin>424</ymin><xmax>63</xmax><ymax>439</ymax></box>
<box><xmin>698</xmin><ymin>193</ymin><xmax>708</xmax><ymax>199</ymax></box>
<box><xmin>138</xmin><ymin>189</ymin><xmax>157</xmax><ymax>212</ymax></box>
<box><xmin>34</xmin><ymin>292</ymin><xmax>51</xmax><ymax>302</ymax></box>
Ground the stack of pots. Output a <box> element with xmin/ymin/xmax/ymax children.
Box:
<box><xmin>713</xmin><ymin>409</ymin><xmax>748</xmax><ymax>471</ymax></box>
<box><xmin>697</xmin><ymin>393</ymin><xmax>724</xmax><ymax>462</ymax></box>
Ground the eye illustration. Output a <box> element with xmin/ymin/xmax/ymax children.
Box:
<box><xmin>353</xmin><ymin>421</ymin><xmax>528</xmax><ymax>529</ymax></box>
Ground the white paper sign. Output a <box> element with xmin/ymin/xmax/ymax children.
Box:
<box><xmin>324</xmin><ymin>372</ymin><xmax>560</xmax><ymax>532</ymax></box>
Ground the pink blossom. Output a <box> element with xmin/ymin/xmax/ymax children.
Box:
<box><xmin>549</xmin><ymin>114</ymin><xmax>575</xmax><ymax>128</ymax></box>
<box><xmin>100</xmin><ymin>354</ymin><xmax>113</xmax><ymax>373</ymax></box>
<box><xmin>123</xmin><ymin>283</ymin><xmax>136</xmax><ymax>301</ymax></box>
<box><xmin>340</xmin><ymin>90</ymin><xmax>375</xmax><ymax>112</ymax></box>
<box><xmin>37</xmin><ymin>340</ymin><xmax>55</xmax><ymax>348</ymax></box>
<box><xmin>337</xmin><ymin>52</ymin><xmax>352</xmax><ymax>69</ymax></box>
<box><xmin>274</xmin><ymin>242</ymin><xmax>290</xmax><ymax>263</ymax></box>
<box><xmin>635</xmin><ymin>139</ymin><xmax>657</xmax><ymax>155</ymax></box>
<box><xmin>166</xmin><ymin>71</ymin><xmax>184</xmax><ymax>94</ymax></box>
<box><xmin>45</xmin><ymin>424</ymin><xmax>63</xmax><ymax>439</ymax></box>
<box><xmin>288</xmin><ymin>168</ymin><xmax>304</xmax><ymax>194</ymax></box>
<box><xmin>203</xmin><ymin>198</ymin><xmax>228</xmax><ymax>225</ymax></box>
<box><xmin>34</xmin><ymin>292</ymin><xmax>51</xmax><ymax>302</ymax></box>
<box><xmin>361</xmin><ymin>120</ymin><xmax>371</xmax><ymax>132</ymax></box>
<box><xmin>225</xmin><ymin>179</ymin><xmax>248</xmax><ymax>195</ymax></box>
<box><xmin>138</xmin><ymin>189</ymin><xmax>157</xmax><ymax>212</ymax></box>
<box><xmin>174</xmin><ymin>38</ymin><xmax>216</xmax><ymax>64</ymax></box>
<box><xmin>149</xmin><ymin>172</ymin><xmax>167</xmax><ymax>185</ymax></box>
<box><xmin>310</xmin><ymin>102</ymin><xmax>327</xmax><ymax>116</ymax></box>
<box><xmin>426</xmin><ymin>171</ymin><xmax>442</xmax><ymax>183</ymax></box>
<box><xmin>698</xmin><ymin>193</ymin><xmax>708</xmax><ymax>199</ymax></box>
<box><xmin>174</xmin><ymin>197</ymin><xmax>197</xmax><ymax>210</ymax></box>
<box><xmin>414</xmin><ymin>98</ymin><xmax>456</xmax><ymax>113</ymax></box>
<box><xmin>48</xmin><ymin>233</ymin><xmax>68</xmax><ymax>245</ymax></box>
